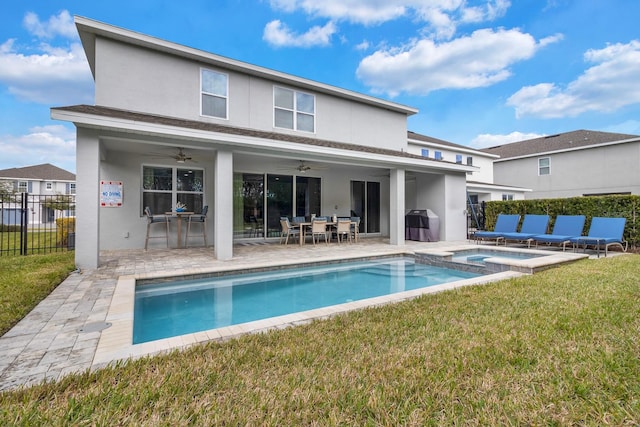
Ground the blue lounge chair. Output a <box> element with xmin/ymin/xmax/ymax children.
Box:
<box><xmin>530</xmin><ymin>215</ymin><xmax>585</xmax><ymax>251</ymax></box>
<box><xmin>473</xmin><ymin>214</ymin><xmax>520</xmax><ymax>245</ymax></box>
<box><xmin>500</xmin><ymin>214</ymin><xmax>550</xmax><ymax>246</ymax></box>
<box><xmin>569</xmin><ymin>217</ymin><xmax>627</xmax><ymax>257</ymax></box>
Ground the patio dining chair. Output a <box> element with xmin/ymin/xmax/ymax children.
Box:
<box><xmin>335</xmin><ymin>219</ymin><xmax>352</xmax><ymax>244</ymax></box>
<box><xmin>311</xmin><ymin>219</ymin><xmax>329</xmax><ymax>245</ymax></box>
<box><xmin>350</xmin><ymin>217</ymin><xmax>360</xmax><ymax>242</ymax></box>
<box><xmin>144</xmin><ymin>206</ymin><xmax>170</xmax><ymax>250</ymax></box>
<box><xmin>185</xmin><ymin>205</ymin><xmax>208</xmax><ymax>247</ymax></box>
<box><xmin>279</xmin><ymin>217</ymin><xmax>301</xmax><ymax>244</ymax></box>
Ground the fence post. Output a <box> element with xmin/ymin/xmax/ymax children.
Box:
<box><xmin>20</xmin><ymin>192</ymin><xmax>28</xmax><ymax>255</ymax></box>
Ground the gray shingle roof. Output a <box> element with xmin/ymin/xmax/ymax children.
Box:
<box><xmin>482</xmin><ymin>130</ymin><xmax>640</xmax><ymax>159</ymax></box>
<box><xmin>0</xmin><ymin>164</ymin><xmax>75</xmax><ymax>181</ymax></box>
<box><xmin>53</xmin><ymin>104</ymin><xmax>462</xmax><ymax>166</ymax></box>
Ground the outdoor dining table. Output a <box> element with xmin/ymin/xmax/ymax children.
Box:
<box><xmin>291</xmin><ymin>220</ymin><xmax>357</xmax><ymax>245</ymax></box>
<box><xmin>165</xmin><ymin>211</ymin><xmax>194</xmax><ymax>248</ymax></box>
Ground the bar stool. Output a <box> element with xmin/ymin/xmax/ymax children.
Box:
<box><xmin>185</xmin><ymin>205</ymin><xmax>208</xmax><ymax>247</ymax></box>
<box><xmin>144</xmin><ymin>206</ymin><xmax>170</xmax><ymax>250</ymax></box>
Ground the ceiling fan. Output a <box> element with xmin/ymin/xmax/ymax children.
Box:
<box><xmin>169</xmin><ymin>148</ymin><xmax>195</xmax><ymax>163</ymax></box>
<box><xmin>279</xmin><ymin>160</ymin><xmax>327</xmax><ymax>173</ymax></box>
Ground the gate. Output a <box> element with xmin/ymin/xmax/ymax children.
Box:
<box><xmin>0</xmin><ymin>193</ymin><xmax>76</xmax><ymax>256</ymax></box>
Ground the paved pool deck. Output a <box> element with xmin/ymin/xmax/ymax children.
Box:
<box><xmin>0</xmin><ymin>239</ymin><xmax>594</xmax><ymax>391</ymax></box>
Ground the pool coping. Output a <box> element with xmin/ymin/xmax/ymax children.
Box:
<box><xmin>93</xmin><ymin>251</ymin><xmax>525</xmax><ymax>368</ymax></box>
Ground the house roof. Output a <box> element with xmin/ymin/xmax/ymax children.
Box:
<box><xmin>74</xmin><ymin>16</ymin><xmax>418</xmax><ymax>117</ymax></box>
<box><xmin>0</xmin><ymin>163</ymin><xmax>75</xmax><ymax>181</ymax></box>
<box><xmin>407</xmin><ymin>131</ymin><xmax>498</xmax><ymax>158</ymax></box>
<box><xmin>483</xmin><ymin>129</ymin><xmax>640</xmax><ymax>160</ymax></box>
<box><xmin>52</xmin><ymin>104</ymin><xmax>473</xmax><ymax>174</ymax></box>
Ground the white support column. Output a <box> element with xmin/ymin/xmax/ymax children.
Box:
<box><xmin>75</xmin><ymin>128</ymin><xmax>101</xmax><ymax>270</ymax></box>
<box><xmin>214</xmin><ymin>150</ymin><xmax>234</xmax><ymax>260</ymax></box>
<box><xmin>389</xmin><ymin>168</ymin><xmax>405</xmax><ymax>245</ymax></box>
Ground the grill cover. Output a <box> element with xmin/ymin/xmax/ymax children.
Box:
<box><xmin>405</xmin><ymin>209</ymin><xmax>440</xmax><ymax>242</ymax></box>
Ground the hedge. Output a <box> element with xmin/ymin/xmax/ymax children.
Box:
<box><xmin>55</xmin><ymin>217</ymin><xmax>76</xmax><ymax>247</ymax></box>
<box><xmin>484</xmin><ymin>195</ymin><xmax>639</xmax><ymax>248</ymax></box>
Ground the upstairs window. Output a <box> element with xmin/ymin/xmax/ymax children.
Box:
<box><xmin>421</xmin><ymin>149</ymin><xmax>429</xmax><ymax>157</ymax></box>
<box><xmin>538</xmin><ymin>157</ymin><xmax>550</xmax><ymax>175</ymax></box>
<box><xmin>455</xmin><ymin>154</ymin><xmax>463</xmax><ymax>164</ymax></box>
<box><xmin>46</xmin><ymin>182</ymin><xmax>53</xmax><ymax>191</ymax></box>
<box><xmin>274</xmin><ymin>86</ymin><xmax>315</xmax><ymax>132</ymax></box>
<box><xmin>467</xmin><ymin>156</ymin><xmax>473</xmax><ymax>166</ymax></box>
<box><xmin>435</xmin><ymin>151</ymin><xmax>443</xmax><ymax>160</ymax></box>
<box><xmin>201</xmin><ymin>69</ymin><xmax>228</xmax><ymax>119</ymax></box>
<box><xmin>17</xmin><ymin>181</ymin><xmax>28</xmax><ymax>192</ymax></box>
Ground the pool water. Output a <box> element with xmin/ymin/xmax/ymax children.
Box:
<box><xmin>451</xmin><ymin>249</ymin><xmax>543</xmax><ymax>265</ymax></box>
<box><xmin>133</xmin><ymin>257</ymin><xmax>480</xmax><ymax>343</ymax></box>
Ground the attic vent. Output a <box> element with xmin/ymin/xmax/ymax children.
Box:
<box><xmin>545</xmin><ymin>134</ymin><xmax>561</xmax><ymax>139</ymax></box>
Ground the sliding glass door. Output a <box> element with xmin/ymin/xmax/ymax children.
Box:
<box><xmin>234</xmin><ymin>173</ymin><xmax>323</xmax><ymax>239</ymax></box>
<box><xmin>351</xmin><ymin>180</ymin><xmax>380</xmax><ymax>234</ymax></box>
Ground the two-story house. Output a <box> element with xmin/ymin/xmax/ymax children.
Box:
<box><xmin>0</xmin><ymin>163</ymin><xmax>76</xmax><ymax>225</ymax></box>
<box><xmin>406</xmin><ymin>131</ymin><xmax>529</xmax><ymax>221</ymax></box>
<box><xmin>52</xmin><ymin>16</ymin><xmax>476</xmax><ymax>269</ymax></box>
<box><xmin>484</xmin><ymin>130</ymin><xmax>640</xmax><ymax>199</ymax></box>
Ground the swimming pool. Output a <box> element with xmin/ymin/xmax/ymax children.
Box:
<box><xmin>133</xmin><ymin>257</ymin><xmax>481</xmax><ymax>343</ymax></box>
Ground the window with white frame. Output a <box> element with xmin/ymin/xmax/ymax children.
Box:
<box><xmin>142</xmin><ymin>166</ymin><xmax>204</xmax><ymax>215</ymax></box>
<box><xmin>455</xmin><ymin>154</ymin><xmax>462</xmax><ymax>164</ymax></box>
<box><xmin>201</xmin><ymin>69</ymin><xmax>228</xmax><ymax>119</ymax></box>
<box><xmin>538</xmin><ymin>157</ymin><xmax>550</xmax><ymax>175</ymax></box>
<box><xmin>18</xmin><ymin>181</ymin><xmax>27</xmax><ymax>192</ymax></box>
<box><xmin>435</xmin><ymin>151</ymin><xmax>442</xmax><ymax>160</ymax></box>
<box><xmin>46</xmin><ymin>182</ymin><xmax>53</xmax><ymax>191</ymax></box>
<box><xmin>466</xmin><ymin>156</ymin><xmax>473</xmax><ymax>166</ymax></box>
<box><xmin>421</xmin><ymin>148</ymin><xmax>429</xmax><ymax>157</ymax></box>
<box><xmin>502</xmin><ymin>194</ymin><xmax>514</xmax><ymax>201</ymax></box>
<box><xmin>69</xmin><ymin>183</ymin><xmax>76</xmax><ymax>194</ymax></box>
<box><xmin>274</xmin><ymin>86</ymin><xmax>315</xmax><ymax>132</ymax></box>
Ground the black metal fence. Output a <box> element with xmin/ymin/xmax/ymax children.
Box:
<box><xmin>0</xmin><ymin>193</ymin><xmax>75</xmax><ymax>256</ymax></box>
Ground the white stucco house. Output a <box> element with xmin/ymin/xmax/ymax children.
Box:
<box><xmin>0</xmin><ymin>163</ymin><xmax>76</xmax><ymax>225</ymax></box>
<box><xmin>52</xmin><ymin>16</ymin><xmax>478</xmax><ymax>269</ymax></box>
<box><xmin>484</xmin><ymin>130</ymin><xmax>640</xmax><ymax>199</ymax></box>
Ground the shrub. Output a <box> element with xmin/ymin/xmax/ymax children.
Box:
<box><xmin>56</xmin><ymin>217</ymin><xmax>76</xmax><ymax>247</ymax></box>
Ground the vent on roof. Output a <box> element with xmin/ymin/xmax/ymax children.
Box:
<box><xmin>545</xmin><ymin>134</ymin><xmax>561</xmax><ymax>139</ymax></box>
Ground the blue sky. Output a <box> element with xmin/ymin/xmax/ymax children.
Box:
<box><xmin>1</xmin><ymin>0</ymin><xmax>640</xmax><ymax>173</ymax></box>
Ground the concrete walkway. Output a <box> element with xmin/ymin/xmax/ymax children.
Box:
<box><xmin>0</xmin><ymin>239</ymin><xmax>593</xmax><ymax>391</ymax></box>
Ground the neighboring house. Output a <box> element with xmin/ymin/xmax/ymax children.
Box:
<box><xmin>0</xmin><ymin>163</ymin><xmax>76</xmax><ymax>225</ymax></box>
<box><xmin>406</xmin><ymin>131</ymin><xmax>530</xmax><ymax>205</ymax></box>
<box><xmin>52</xmin><ymin>16</ymin><xmax>475</xmax><ymax>269</ymax></box>
<box><xmin>484</xmin><ymin>130</ymin><xmax>640</xmax><ymax>199</ymax></box>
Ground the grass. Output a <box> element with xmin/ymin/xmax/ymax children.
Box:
<box><xmin>0</xmin><ymin>230</ymin><xmax>68</xmax><ymax>256</ymax></box>
<box><xmin>1</xmin><ymin>255</ymin><xmax>640</xmax><ymax>424</ymax></box>
<box><xmin>0</xmin><ymin>252</ymin><xmax>76</xmax><ymax>335</ymax></box>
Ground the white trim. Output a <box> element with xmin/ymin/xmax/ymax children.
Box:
<box><xmin>407</xmin><ymin>137</ymin><xmax>499</xmax><ymax>158</ymax></box>
<box><xmin>538</xmin><ymin>157</ymin><xmax>550</xmax><ymax>176</ymax></box>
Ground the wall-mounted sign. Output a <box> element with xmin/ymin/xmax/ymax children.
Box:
<box><xmin>100</xmin><ymin>180</ymin><xmax>123</xmax><ymax>207</ymax></box>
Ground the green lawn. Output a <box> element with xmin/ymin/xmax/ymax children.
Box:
<box><xmin>0</xmin><ymin>230</ymin><xmax>68</xmax><ymax>256</ymax></box>
<box><xmin>0</xmin><ymin>252</ymin><xmax>75</xmax><ymax>335</ymax></box>
<box><xmin>1</xmin><ymin>254</ymin><xmax>639</xmax><ymax>425</ymax></box>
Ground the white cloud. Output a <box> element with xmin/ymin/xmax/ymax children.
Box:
<box><xmin>268</xmin><ymin>0</ymin><xmax>509</xmax><ymax>38</ymax></box>
<box><xmin>507</xmin><ymin>40</ymin><xmax>640</xmax><ymax>118</ymax></box>
<box><xmin>23</xmin><ymin>10</ymin><xmax>77</xmax><ymax>39</ymax></box>
<box><xmin>0</xmin><ymin>125</ymin><xmax>76</xmax><ymax>172</ymax></box>
<box><xmin>269</xmin><ymin>0</ymin><xmax>407</xmax><ymax>26</ymax></box>
<box><xmin>356</xmin><ymin>28</ymin><xmax>557</xmax><ymax>97</ymax></box>
<box><xmin>0</xmin><ymin>10</ymin><xmax>93</xmax><ymax>105</ymax></box>
<box><xmin>470</xmin><ymin>131</ymin><xmax>546</xmax><ymax>149</ymax></box>
<box><xmin>263</xmin><ymin>19</ymin><xmax>337</xmax><ymax>47</ymax></box>
<box><xmin>355</xmin><ymin>40</ymin><xmax>370</xmax><ymax>51</ymax></box>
